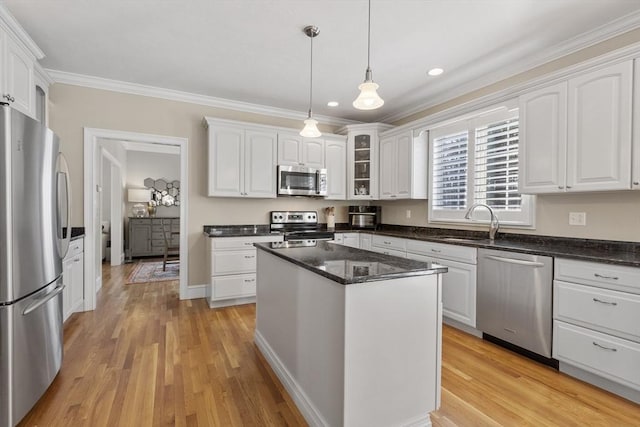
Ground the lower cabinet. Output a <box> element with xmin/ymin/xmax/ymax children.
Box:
<box><xmin>370</xmin><ymin>235</ymin><xmax>407</xmax><ymax>257</ymax></box>
<box><xmin>334</xmin><ymin>232</ymin><xmax>360</xmax><ymax>248</ymax></box>
<box><xmin>553</xmin><ymin>258</ymin><xmax>640</xmax><ymax>403</ymax></box>
<box><xmin>62</xmin><ymin>238</ymin><xmax>84</xmax><ymax>322</ymax></box>
<box><xmin>359</xmin><ymin>233</ymin><xmax>372</xmax><ymax>251</ymax></box>
<box><xmin>128</xmin><ymin>217</ymin><xmax>180</xmax><ymax>259</ymax></box>
<box><xmin>406</xmin><ymin>240</ymin><xmax>477</xmax><ymax>328</ymax></box>
<box><xmin>206</xmin><ymin>235</ymin><xmax>283</xmax><ymax>308</ymax></box>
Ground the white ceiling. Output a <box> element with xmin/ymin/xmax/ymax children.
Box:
<box><xmin>6</xmin><ymin>0</ymin><xmax>640</xmax><ymax>123</ymax></box>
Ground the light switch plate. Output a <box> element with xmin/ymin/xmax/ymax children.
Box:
<box><xmin>569</xmin><ymin>212</ymin><xmax>586</xmax><ymax>226</ymax></box>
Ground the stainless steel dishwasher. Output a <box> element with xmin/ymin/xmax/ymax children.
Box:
<box><xmin>477</xmin><ymin>249</ymin><xmax>553</xmax><ymax>359</ymax></box>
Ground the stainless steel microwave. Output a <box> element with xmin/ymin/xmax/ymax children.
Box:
<box><xmin>277</xmin><ymin>165</ymin><xmax>327</xmax><ymax>196</ymax></box>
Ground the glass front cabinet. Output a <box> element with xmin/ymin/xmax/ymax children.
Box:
<box><xmin>345</xmin><ymin>123</ymin><xmax>394</xmax><ymax>200</ymax></box>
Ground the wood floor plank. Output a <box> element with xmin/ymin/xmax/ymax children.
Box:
<box><xmin>17</xmin><ymin>261</ymin><xmax>640</xmax><ymax>427</ymax></box>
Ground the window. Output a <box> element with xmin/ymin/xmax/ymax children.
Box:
<box><xmin>428</xmin><ymin>107</ymin><xmax>534</xmax><ymax>227</ymax></box>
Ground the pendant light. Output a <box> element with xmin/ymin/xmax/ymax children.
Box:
<box><xmin>300</xmin><ymin>25</ymin><xmax>321</xmax><ymax>138</ymax></box>
<box><xmin>353</xmin><ymin>0</ymin><xmax>384</xmax><ymax>110</ymax></box>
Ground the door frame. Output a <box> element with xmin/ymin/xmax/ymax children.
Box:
<box><xmin>83</xmin><ymin>127</ymin><xmax>189</xmax><ymax>311</ymax></box>
<box><xmin>99</xmin><ymin>147</ymin><xmax>124</xmax><ymax>269</ymax></box>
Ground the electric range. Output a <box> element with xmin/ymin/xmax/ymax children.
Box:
<box><xmin>270</xmin><ymin>211</ymin><xmax>335</xmax><ymax>241</ymax></box>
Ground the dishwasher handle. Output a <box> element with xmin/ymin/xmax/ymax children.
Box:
<box><xmin>484</xmin><ymin>254</ymin><xmax>545</xmax><ymax>268</ymax></box>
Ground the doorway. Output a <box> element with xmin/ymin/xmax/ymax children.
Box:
<box><xmin>84</xmin><ymin>128</ymin><xmax>189</xmax><ymax>311</ymax></box>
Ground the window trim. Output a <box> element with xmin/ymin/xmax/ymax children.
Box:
<box><xmin>427</xmin><ymin>105</ymin><xmax>536</xmax><ymax>229</ymax></box>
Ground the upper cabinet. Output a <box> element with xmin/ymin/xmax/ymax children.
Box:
<box><xmin>519</xmin><ymin>60</ymin><xmax>633</xmax><ymax>194</ymax></box>
<box><xmin>632</xmin><ymin>58</ymin><xmax>640</xmax><ymax>190</ymax></box>
<box><xmin>324</xmin><ymin>136</ymin><xmax>347</xmax><ymax>200</ymax></box>
<box><xmin>345</xmin><ymin>123</ymin><xmax>393</xmax><ymax>200</ymax></box>
<box><xmin>277</xmin><ymin>132</ymin><xmax>325</xmax><ymax>169</ymax></box>
<box><xmin>379</xmin><ymin>129</ymin><xmax>428</xmax><ymax>200</ymax></box>
<box><xmin>205</xmin><ymin>119</ymin><xmax>277</xmax><ymax>198</ymax></box>
<box><xmin>0</xmin><ymin>8</ymin><xmax>46</xmax><ymax>120</ymax></box>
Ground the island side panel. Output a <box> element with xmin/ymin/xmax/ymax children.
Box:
<box><xmin>255</xmin><ymin>250</ymin><xmax>346</xmax><ymax>427</ymax></box>
<box><xmin>343</xmin><ymin>275</ymin><xmax>441</xmax><ymax>427</ymax></box>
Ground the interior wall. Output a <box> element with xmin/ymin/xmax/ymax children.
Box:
<box><xmin>126</xmin><ymin>150</ymin><xmax>180</xmax><ymax>217</ymax></box>
<box><xmin>49</xmin><ymin>84</ymin><xmax>347</xmax><ymax>287</ymax></box>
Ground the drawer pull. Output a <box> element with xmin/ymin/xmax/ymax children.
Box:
<box><xmin>244</xmin><ymin>279</ymin><xmax>255</xmax><ymax>283</ymax></box>
<box><xmin>244</xmin><ymin>255</ymin><xmax>255</xmax><ymax>259</ymax></box>
<box><xmin>592</xmin><ymin>342</ymin><xmax>617</xmax><ymax>352</ymax></box>
<box><xmin>430</xmin><ymin>249</ymin><xmax>441</xmax><ymax>253</ymax></box>
<box><xmin>244</xmin><ymin>243</ymin><xmax>253</xmax><ymax>246</ymax></box>
<box><xmin>383</xmin><ymin>241</ymin><xmax>391</xmax><ymax>245</ymax></box>
<box><xmin>594</xmin><ymin>273</ymin><xmax>619</xmax><ymax>280</ymax></box>
<box><xmin>592</xmin><ymin>298</ymin><xmax>617</xmax><ymax>306</ymax></box>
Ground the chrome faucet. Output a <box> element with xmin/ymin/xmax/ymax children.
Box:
<box><xmin>465</xmin><ymin>203</ymin><xmax>499</xmax><ymax>241</ymax></box>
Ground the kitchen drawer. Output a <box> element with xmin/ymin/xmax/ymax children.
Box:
<box><xmin>553</xmin><ymin>321</ymin><xmax>640</xmax><ymax>391</ymax></box>
<box><xmin>151</xmin><ymin>231</ymin><xmax>165</xmax><ymax>240</ymax></box>
<box><xmin>212</xmin><ymin>250</ymin><xmax>256</xmax><ymax>275</ymax></box>
<box><xmin>369</xmin><ymin>246</ymin><xmax>406</xmax><ymax>258</ymax></box>
<box><xmin>555</xmin><ymin>258</ymin><xmax>640</xmax><ymax>294</ymax></box>
<box><xmin>67</xmin><ymin>238</ymin><xmax>84</xmax><ymax>257</ymax></box>
<box><xmin>371</xmin><ymin>235</ymin><xmax>406</xmax><ymax>252</ymax></box>
<box><xmin>211</xmin><ymin>235</ymin><xmax>281</xmax><ymax>251</ymax></box>
<box><xmin>554</xmin><ymin>280</ymin><xmax>640</xmax><ymax>342</ymax></box>
<box><xmin>406</xmin><ymin>240</ymin><xmax>476</xmax><ymax>264</ymax></box>
<box><xmin>151</xmin><ymin>219</ymin><xmax>165</xmax><ymax>225</ymax></box>
<box><xmin>212</xmin><ymin>274</ymin><xmax>257</xmax><ymax>299</ymax></box>
<box><xmin>151</xmin><ymin>239</ymin><xmax>165</xmax><ymax>248</ymax></box>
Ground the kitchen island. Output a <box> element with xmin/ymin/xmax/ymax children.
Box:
<box><xmin>254</xmin><ymin>241</ymin><xmax>447</xmax><ymax>427</ymax></box>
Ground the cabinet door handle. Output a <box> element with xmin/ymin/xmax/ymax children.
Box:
<box><xmin>558</xmin><ymin>186</ymin><xmax>564</xmax><ymax>189</ymax></box>
<box><xmin>633</xmin><ymin>181</ymin><xmax>639</xmax><ymax>186</ymax></box>
<box><xmin>593</xmin><ymin>298</ymin><xmax>617</xmax><ymax>306</ymax></box>
<box><xmin>566</xmin><ymin>185</ymin><xmax>572</xmax><ymax>189</ymax></box>
<box><xmin>74</xmin><ymin>257</ymin><xmax>81</xmax><ymax>263</ymax></box>
<box><xmin>244</xmin><ymin>255</ymin><xmax>255</xmax><ymax>259</ymax></box>
<box><xmin>592</xmin><ymin>342</ymin><xmax>617</xmax><ymax>352</ymax></box>
<box><xmin>594</xmin><ymin>273</ymin><xmax>619</xmax><ymax>280</ymax></box>
<box><xmin>390</xmin><ymin>195</ymin><xmax>397</xmax><ymax>198</ymax></box>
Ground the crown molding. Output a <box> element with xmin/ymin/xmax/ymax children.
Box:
<box><xmin>380</xmin><ymin>9</ymin><xmax>640</xmax><ymax>123</ymax></box>
<box><xmin>0</xmin><ymin>5</ymin><xmax>44</xmax><ymax>59</ymax></box>
<box><xmin>46</xmin><ymin>69</ymin><xmax>359</xmax><ymax>127</ymax></box>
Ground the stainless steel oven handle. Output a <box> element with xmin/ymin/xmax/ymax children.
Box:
<box><xmin>484</xmin><ymin>255</ymin><xmax>545</xmax><ymax>267</ymax></box>
<box><xmin>23</xmin><ymin>283</ymin><xmax>65</xmax><ymax>316</ymax></box>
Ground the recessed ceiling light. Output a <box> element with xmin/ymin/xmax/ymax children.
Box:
<box><xmin>327</xmin><ymin>101</ymin><xmax>339</xmax><ymax>107</ymax></box>
<box><xmin>428</xmin><ymin>68</ymin><xmax>444</xmax><ymax>76</ymax></box>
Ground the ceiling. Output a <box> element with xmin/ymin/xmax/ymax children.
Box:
<box><xmin>6</xmin><ymin>1</ymin><xmax>640</xmax><ymax>124</ymax></box>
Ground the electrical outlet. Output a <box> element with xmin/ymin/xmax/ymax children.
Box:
<box><xmin>406</xmin><ymin>210</ymin><xmax>411</xmax><ymax>219</ymax></box>
<box><xmin>569</xmin><ymin>212</ymin><xmax>586</xmax><ymax>226</ymax></box>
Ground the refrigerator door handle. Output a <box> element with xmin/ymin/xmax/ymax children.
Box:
<box><xmin>22</xmin><ymin>283</ymin><xmax>65</xmax><ymax>316</ymax></box>
<box><xmin>56</xmin><ymin>153</ymin><xmax>72</xmax><ymax>258</ymax></box>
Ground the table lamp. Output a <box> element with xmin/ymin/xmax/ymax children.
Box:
<box><xmin>128</xmin><ymin>188</ymin><xmax>150</xmax><ymax>217</ymax></box>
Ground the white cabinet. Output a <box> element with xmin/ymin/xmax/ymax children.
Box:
<box><xmin>359</xmin><ymin>233</ymin><xmax>372</xmax><ymax>251</ymax></box>
<box><xmin>344</xmin><ymin>123</ymin><xmax>394</xmax><ymax>200</ymax></box>
<box><xmin>632</xmin><ymin>58</ymin><xmax>640</xmax><ymax>190</ymax></box>
<box><xmin>553</xmin><ymin>258</ymin><xmax>640</xmax><ymax>403</ymax></box>
<box><xmin>379</xmin><ymin>130</ymin><xmax>427</xmax><ymax>200</ymax></box>
<box><xmin>206</xmin><ymin>234</ymin><xmax>283</xmax><ymax>308</ymax></box>
<box><xmin>277</xmin><ymin>132</ymin><xmax>324</xmax><ymax>168</ymax></box>
<box><xmin>62</xmin><ymin>238</ymin><xmax>84</xmax><ymax>322</ymax></box>
<box><xmin>370</xmin><ymin>235</ymin><xmax>406</xmax><ymax>257</ymax></box>
<box><xmin>333</xmin><ymin>233</ymin><xmax>360</xmax><ymax>248</ymax></box>
<box><xmin>324</xmin><ymin>136</ymin><xmax>347</xmax><ymax>200</ymax></box>
<box><xmin>519</xmin><ymin>61</ymin><xmax>633</xmax><ymax>194</ymax></box>
<box><xmin>406</xmin><ymin>240</ymin><xmax>477</xmax><ymax>328</ymax></box>
<box><xmin>205</xmin><ymin>119</ymin><xmax>277</xmax><ymax>198</ymax></box>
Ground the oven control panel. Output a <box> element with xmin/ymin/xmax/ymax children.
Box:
<box><xmin>270</xmin><ymin>211</ymin><xmax>317</xmax><ymax>225</ymax></box>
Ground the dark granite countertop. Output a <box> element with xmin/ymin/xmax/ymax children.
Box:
<box><xmin>203</xmin><ymin>224</ymin><xmax>280</xmax><ymax>238</ymax></box>
<box><xmin>255</xmin><ymin>241</ymin><xmax>447</xmax><ymax>285</ymax></box>
<box><xmin>335</xmin><ymin>225</ymin><xmax>640</xmax><ymax>267</ymax></box>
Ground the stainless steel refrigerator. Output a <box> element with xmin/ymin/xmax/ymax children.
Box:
<box><xmin>0</xmin><ymin>104</ymin><xmax>70</xmax><ymax>426</ymax></box>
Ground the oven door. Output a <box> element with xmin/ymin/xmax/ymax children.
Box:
<box><xmin>284</xmin><ymin>231</ymin><xmax>335</xmax><ymax>241</ymax></box>
<box><xmin>278</xmin><ymin>165</ymin><xmax>327</xmax><ymax>196</ymax></box>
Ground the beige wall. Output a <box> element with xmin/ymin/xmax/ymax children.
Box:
<box><xmin>49</xmin><ymin>84</ymin><xmax>354</xmax><ymax>287</ymax></box>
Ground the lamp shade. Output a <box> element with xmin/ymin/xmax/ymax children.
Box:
<box><xmin>299</xmin><ymin>118</ymin><xmax>321</xmax><ymax>138</ymax></box>
<box><xmin>353</xmin><ymin>81</ymin><xmax>384</xmax><ymax>110</ymax></box>
<box><xmin>127</xmin><ymin>188</ymin><xmax>150</xmax><ymax>203</ymax></box>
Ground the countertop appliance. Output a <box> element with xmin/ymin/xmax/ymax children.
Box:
<box><xmin>348</xmin><ymin>205</ymin><xmax>381</xmax><ymax>229</ymax></box>
<box><xmin>477</xmin><ymin>248</ymin><xmax>554</xmax><ymax>363</ymax></box>
<box><xmin>0</xmin><ymin>104</ymin><xmax>71</xmax><ymax>426</ymax></box>
<box><xmin>277</xmin><ymin>165</ymin><xmax>327</xmax><ymax>197</ymax></box>
<box><xmin>270</xmin><ymin>211</ymin><xmax>334</xmax><ymax>240</ymax></box>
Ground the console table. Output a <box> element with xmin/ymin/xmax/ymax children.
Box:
<box><xmin>128</xmin><ymin>217</ymin><xmax>180</xmax><ymax>260</ymax></box>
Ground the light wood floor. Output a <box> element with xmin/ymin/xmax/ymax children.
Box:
<box><xmin>19</xmin><ymin>261</ymin><xmax>640</xmax><ymax>426</ymax></box>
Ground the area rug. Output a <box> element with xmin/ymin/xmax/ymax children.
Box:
<box><xmin>126</xmin><ymin>261</ymin><xmax>179</xmax><ymax>284</ymax></box>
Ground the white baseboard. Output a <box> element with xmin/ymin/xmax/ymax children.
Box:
<box><xmin>443</xmin><ymin>317</ymin><xmax>482</xmax><ymax>338</ymax></box>
<box><xmin>254</xmin><ymin>330</ymin><xmax>328</xmax><ymax>427</ymax></box>
<box><xmin>207</xmin><ymin>296</ymin><xmax>256</xmax><ymax>309</ymax></box>
<box><xmin>185</xmin><ymin>284</ymin><xmax>206</xmax><ymax>300</ymax></box>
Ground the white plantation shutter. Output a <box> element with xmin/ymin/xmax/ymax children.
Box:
<box><xmin>432</xmin><ymin>131</ymin><xmax>468</xmax><ymax>210</ymax></box>
<box><xmin>428</xmin><ymin>105</ymin><xmax>534</xmax><ymax>226</ymax></box>
<box><xmin>474</xmin><ymin>118</ymin><xmax>521</xmax><ymax>210</ymax></box>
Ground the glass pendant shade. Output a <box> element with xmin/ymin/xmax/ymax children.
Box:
<box><xmin>353</xmin><ymin>80</ymin><xmax>384</xmax><ymax>110</ymax></box>
<box><xmin>300</xmin><ymin>117</ymin><xmax>321</xmax><ymax>138</ymax></box>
